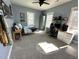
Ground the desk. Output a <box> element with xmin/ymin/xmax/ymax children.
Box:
<box><xmin>13</xmin><ymin>29</ymin><xmax>22</xmax><ymax>41</ymax></box>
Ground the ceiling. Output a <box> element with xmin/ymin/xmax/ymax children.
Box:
<box><xmin>11</xmin><ymin>0</ymin><xmax>71</xmax><ymax>10</ymax></box>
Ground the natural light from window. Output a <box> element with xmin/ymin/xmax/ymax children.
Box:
<box><xmin>27</xmin><ymin>12</ymin><xmax>35</xmax><ymax>26</ymax></box>
<box><xmin>38</xmin><ymin>42</ymin><xmax>58</xmax><ymax>54</ymax></box>
<box><xmin>67</xmin><ymin>7</ymin><xmax>78</xmax><ymax>33</ymax></box>
<box><xmin>38</xmin><ymin>42</ymin><xmax>68</xmax><ymax>54</ymax></box>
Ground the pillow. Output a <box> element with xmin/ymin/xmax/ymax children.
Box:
<box><xmin>17</xmin><ymin>23</ymin><xmax>22</xmax><ymax>29</ymax></box>
<box><xmin>15</xmin><ymin>25</ymin><xmax>19</xmax><ymax>30</ymax></box>
<box><xmin>21</xmin><ymin>22</ymin><xmax>27</xmax><ymax>26</ymax></box>
<box><xmin>27</xmin><ymin>25</ymin><xmax>34</xmax><ymax>28</ymax></box>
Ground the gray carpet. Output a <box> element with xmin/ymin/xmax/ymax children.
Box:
<box><xmin>10</xmin><ymin>31</ymin><xmax>78</xmax><ymax>59</ymax></box>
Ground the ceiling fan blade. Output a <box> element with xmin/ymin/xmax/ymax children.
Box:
<box><xmin>44</xmin><ymin>2</ymin><xmax>50</xmax><ymax>5</ymax></box>
<box><xmin>32</xmin><ymin>2</ymin><xmax>39</xmax><ymax>3</ymax></box>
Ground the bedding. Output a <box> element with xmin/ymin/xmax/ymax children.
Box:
<box><xmin>20</xmin><ymin>22</ymin><xmax>35</xmax><ymax>34</ymax></box>
<box><xmin>24</xmin><ymin>27</ymin><xmax>32</xmax><ymax>34</ymax></box>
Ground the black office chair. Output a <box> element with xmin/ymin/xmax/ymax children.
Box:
<box><xmin>49</xmin><ymin>23</ymin><xmax>58</xmax><ymax>37</ymax></box>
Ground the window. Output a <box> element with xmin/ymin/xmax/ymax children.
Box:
<box><xmin>67</xmin><ymin>7</ymin><xmax>78</xmax><ymax>32</ymax></box>
<box><xmin>27</xmin><ymin>12</ymin><xmax>34</xmax><ymax>25</ymax></box>
<box><xmin>46</xmin><ymin>13</ymin><xmax>54</xmax><ymax>28</ymax></box>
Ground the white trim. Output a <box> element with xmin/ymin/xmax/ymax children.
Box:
<box><xmin>7</xmin><ymin>38</ymin><xmax>13</xmax><ymax>59</ymax></box>
<box><xmin>7</xmin><ymin>45</ymin><xmax>13</xmax><ymax>59</ymax></box>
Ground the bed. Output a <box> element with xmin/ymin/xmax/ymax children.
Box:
<box><xmin>20</xmin><ymin>22</ymin><xmax>37</xmax><ymax>34</ymax></box>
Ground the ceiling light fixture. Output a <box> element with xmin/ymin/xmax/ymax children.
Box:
<box><xmin>32</xmin><ymin>0</ymin><xmax>50</xmax><ymax>6</ymax></box>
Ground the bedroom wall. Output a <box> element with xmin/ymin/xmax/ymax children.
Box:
<box><xmin>12</xmin><ymin>4</ymin><xmax>41</xmax><ymax>28</ymax></box>
<box><xmin>46</xmin><ymin>0</ymin><xmax>78</xmax><ymax>17</ymax></box>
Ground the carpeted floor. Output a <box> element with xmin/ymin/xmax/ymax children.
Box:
<box><xmin>10</xmin><ymin>31</ymin><xmax>78</xmax><ymax>59</ymax></box>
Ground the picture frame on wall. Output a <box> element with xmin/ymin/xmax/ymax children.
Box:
<box><xmin>2</xmin><ymin>2</ymin><xmax>9</xmax><ymax>16</ymax></box>
<box><xmin>2</xmin><ymin>1</ymin><xmax>12</xmax><ymax>16</ymax></box>
<box><xmin>20</xmin><ymin>12</ymin><xmax>25</xmax><ymax>22</ymax></box>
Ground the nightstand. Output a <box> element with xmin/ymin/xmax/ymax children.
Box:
<box><xmin>13</xmin><ymin>29</ymin><xmax>22</xmax><ymax>41</ymax></box>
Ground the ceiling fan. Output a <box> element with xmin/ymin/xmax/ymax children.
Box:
<box><xmin>32</xmin><ymin>0</ymin><xmax>50</xmax><ymax>6</ymax></box>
